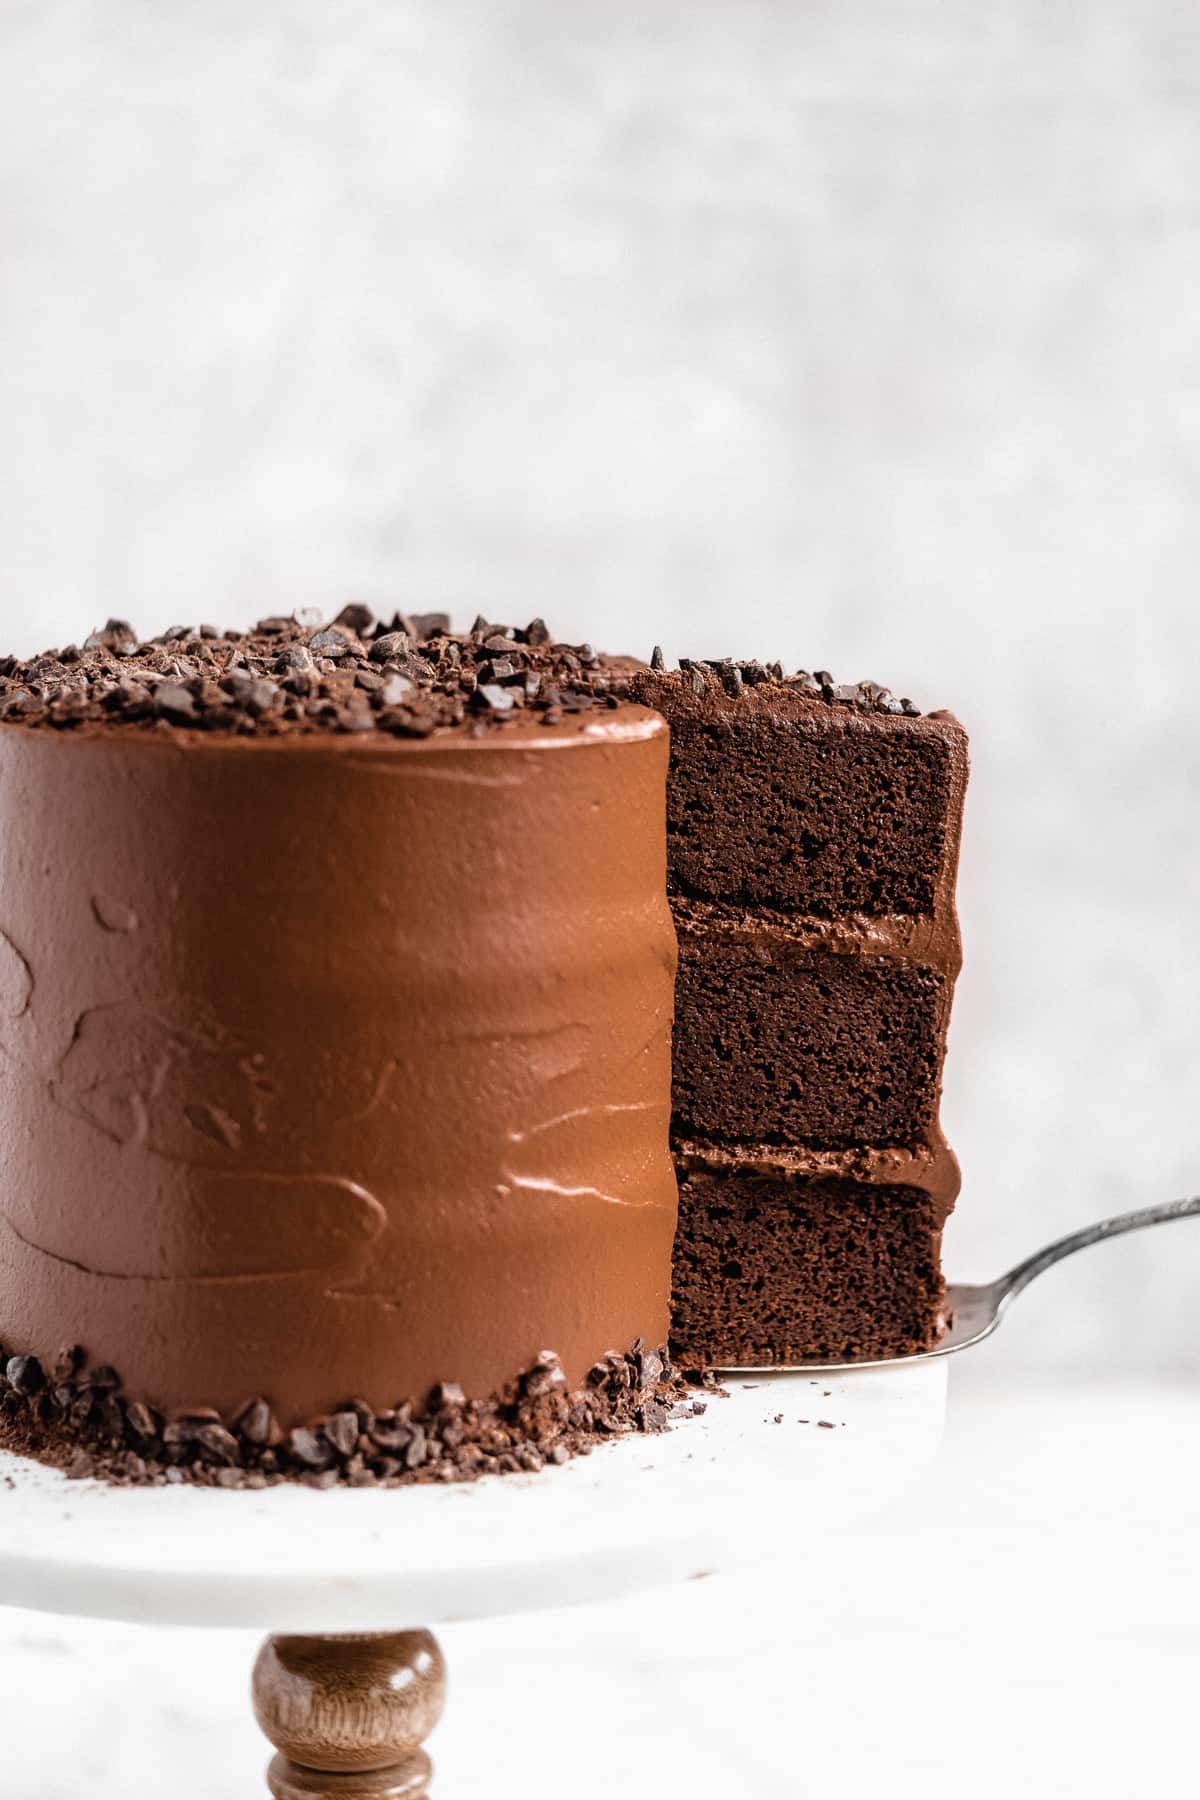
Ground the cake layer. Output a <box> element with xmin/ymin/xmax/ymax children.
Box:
<box><xmin>672</xmin><ymin>925</ymin><xmax>948</xmax><ymax>1148</ymax></box>
<box><xmin>632</xmin><ymin>672</ymin><xmax>968</xmax><ymax>918</ymax></box>
<box><xmin>671</xmin><ymin>1162</ymin><xmax>946</xmax><ymax>1365</ymax></box>
<box><xmin>0</xmin><ymin>708</ymin><xmax>678</xmax><ymax>1426</ymax></box>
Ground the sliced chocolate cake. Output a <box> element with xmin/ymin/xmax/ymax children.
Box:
<box><xmin>0</xmin><ymin>610</ymin><xmax>968</xmax><ymax>1488</ymax></box>
<box><xmin>632</xmin><ymin>660</ymin><xmax>967</xmax><ymax>1366</ymax></box>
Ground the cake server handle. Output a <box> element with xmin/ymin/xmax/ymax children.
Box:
<box><xmin>923</xmin><ymin>1193</ymin><xmax>1200</xmax><ymax>1361</ymax></box>
<box><xmin>993</xmin><ymin>1193</ymin><xmax>1200</xmax><ymax>1310</ymax></box>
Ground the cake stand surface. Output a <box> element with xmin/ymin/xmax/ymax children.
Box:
<box><xmin>0</xmin><ymin>1365</ymin><xmax>944</xmax><ymax>1631</ymax></box>
<box><xmin>0</xmin><ymin>1365</ymin><xmax>946</xmax><ymax>1796</ymax></box>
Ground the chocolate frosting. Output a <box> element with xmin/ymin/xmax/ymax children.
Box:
<box><xmin>0</xmin><ymin>708</ymin><xmax>678</xmax><ymax>1425</ymax></box>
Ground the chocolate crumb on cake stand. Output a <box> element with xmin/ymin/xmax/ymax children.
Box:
<box><xmin>0</xmin><ymin>1361</ymin><xmax>945</xmax><ymax>1794</ymax></box>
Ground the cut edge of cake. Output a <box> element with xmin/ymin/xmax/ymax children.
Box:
<box><xmin>631</xmin><ymin>661</ymin><xmax>968</xmax><ymax>1369</ymax></box>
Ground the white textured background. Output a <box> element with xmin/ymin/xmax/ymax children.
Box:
<box><xmin>0</xmin><ymin>10</ymin><xmax>1197</xmax><ymax>1794</ymax></box>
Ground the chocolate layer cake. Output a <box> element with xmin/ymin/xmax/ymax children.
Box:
<box><xmin>0</xmin><ymin>615</ymin><xmax>684</xmax><ymax>1484</ymax></box>
<box><xmin>0</xmin><ymin>616</ymin><xmax>966</xmax><ymax>1484</ymax></box>
<box><xmin>632</xmin><ymin>660</ymin><xmax>967</xmax><ymax>1366</ymax></box>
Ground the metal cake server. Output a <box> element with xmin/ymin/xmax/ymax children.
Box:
<box><xmin>718</xmin><ymin>1194</ymin><xmax>1200</xmax><ymax>1374</ymax></box>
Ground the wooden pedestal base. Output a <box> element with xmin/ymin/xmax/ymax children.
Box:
<box><xmin>252</xmin><ymin>1630</ymin><xmax>447</xmax><ymax>1798</ymax></box>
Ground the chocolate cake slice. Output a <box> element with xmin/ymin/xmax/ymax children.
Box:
<box><xmin>632</xmin><ymin>661</ymin><xmax>967</xmax><ymax>1366</ymax></box>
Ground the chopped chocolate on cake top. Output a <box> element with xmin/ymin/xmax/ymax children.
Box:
<box><xmin>0</xmin><ymin>617</ymin><xmax>938</xmax><ymax>738</ymax></box>
<box><xmin>0</xmin><ymin>612</ymin><xmax>625</xmax><ymax>737</ymax></box>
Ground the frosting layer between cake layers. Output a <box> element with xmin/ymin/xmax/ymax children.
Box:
<box><xmin>0</xmin><ymin>708</ymin><xmax>677</xmax><ymax>1426</ymax></box>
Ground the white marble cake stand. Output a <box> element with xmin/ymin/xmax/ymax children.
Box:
<box><xmin>0</xmin><ymin>1364</ymin><xmax>946</xmax><ymax>1796</ymax></box>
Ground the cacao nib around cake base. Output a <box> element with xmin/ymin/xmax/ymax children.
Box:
<box><xmin>673</xmin><ymin>930</ymin><xmax>948</xmax><ymax>1148</ymax></box>
<box><xmin>671</xmin><ymin>1169</ymin><xmax>946</xmax><ymax>1366</ymax></box>
<box><xmin>0</xmin><ymin>1342</ymin><xmax>707</xmax><ymax>1490</ymax></box>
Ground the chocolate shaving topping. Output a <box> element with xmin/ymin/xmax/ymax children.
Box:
<box><xmin>84</xmin><ymin>619</ymin><xmax>138</xmax><ymax>657</ymax></box>
<box><xmin>0</xmin><ymin>611</ymin><xmax>934</xmax><ymax>741</ymax></box>
<box><xmin>639</xmin><ymin>655</ymin><xmax>926</xmax><ymax>717</ymax></box>
<box><xmin>0</xmin><ymin>614</ymin><xmax>639</xmax><ymax>739</ymax></box>
<box><xmin>332</xmin><ymin>604</ymin><xmax>374</xmax><ymax>636</ymax></box>
<box><xmin>410</xmin><ymin>612</ymin><xmax>450</xmax><ymax>638</ymax></box>
<box><xmin>472</xmin><ymin>683</ymin><xmax>514</xmax><ymax>714</ymax></box>
<box><xmin>368</xmin><ymin>631</ymin><xmax>411</xmax><ymax>663</ymax></box>
<box><xmin>0</xmin><ymin>1341</ymin><xmax>697</xmax><ymax>1489</ymax></box>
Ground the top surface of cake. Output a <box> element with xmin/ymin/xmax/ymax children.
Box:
<box><xmin>0</xmin><ymin>610</ymin><xmax>640</xmax><ymax>739</ymax></box>
<box><xmin>642</xmin><ymin>653</ymin><xmax>934</xmax><ymax>718</ymax></box>
<box><xmin>0</xmin><ymin>622</ymin><xmax>956</xmax><ymax>743</ymax></box>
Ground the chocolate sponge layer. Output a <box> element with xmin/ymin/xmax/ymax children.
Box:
<box><xmin>672</xmin><ymin>934</ymin><xmax>947</xmax><ymax>1148</ymax></box>
<box><xmin>671</xmin><ymin>1168</ymin><xmax>945</xmax><ymax>1365</ymax></box>
<box><xmin>661</xmin><ymin>707</ymin><xmax>958</xmax><ymax>916</ymax></box>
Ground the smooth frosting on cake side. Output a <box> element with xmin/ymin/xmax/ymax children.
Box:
<box><xmin>0</xmin><ymin>707</ymin><xmax>678</xmax><ymax>1425</ymax></box>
